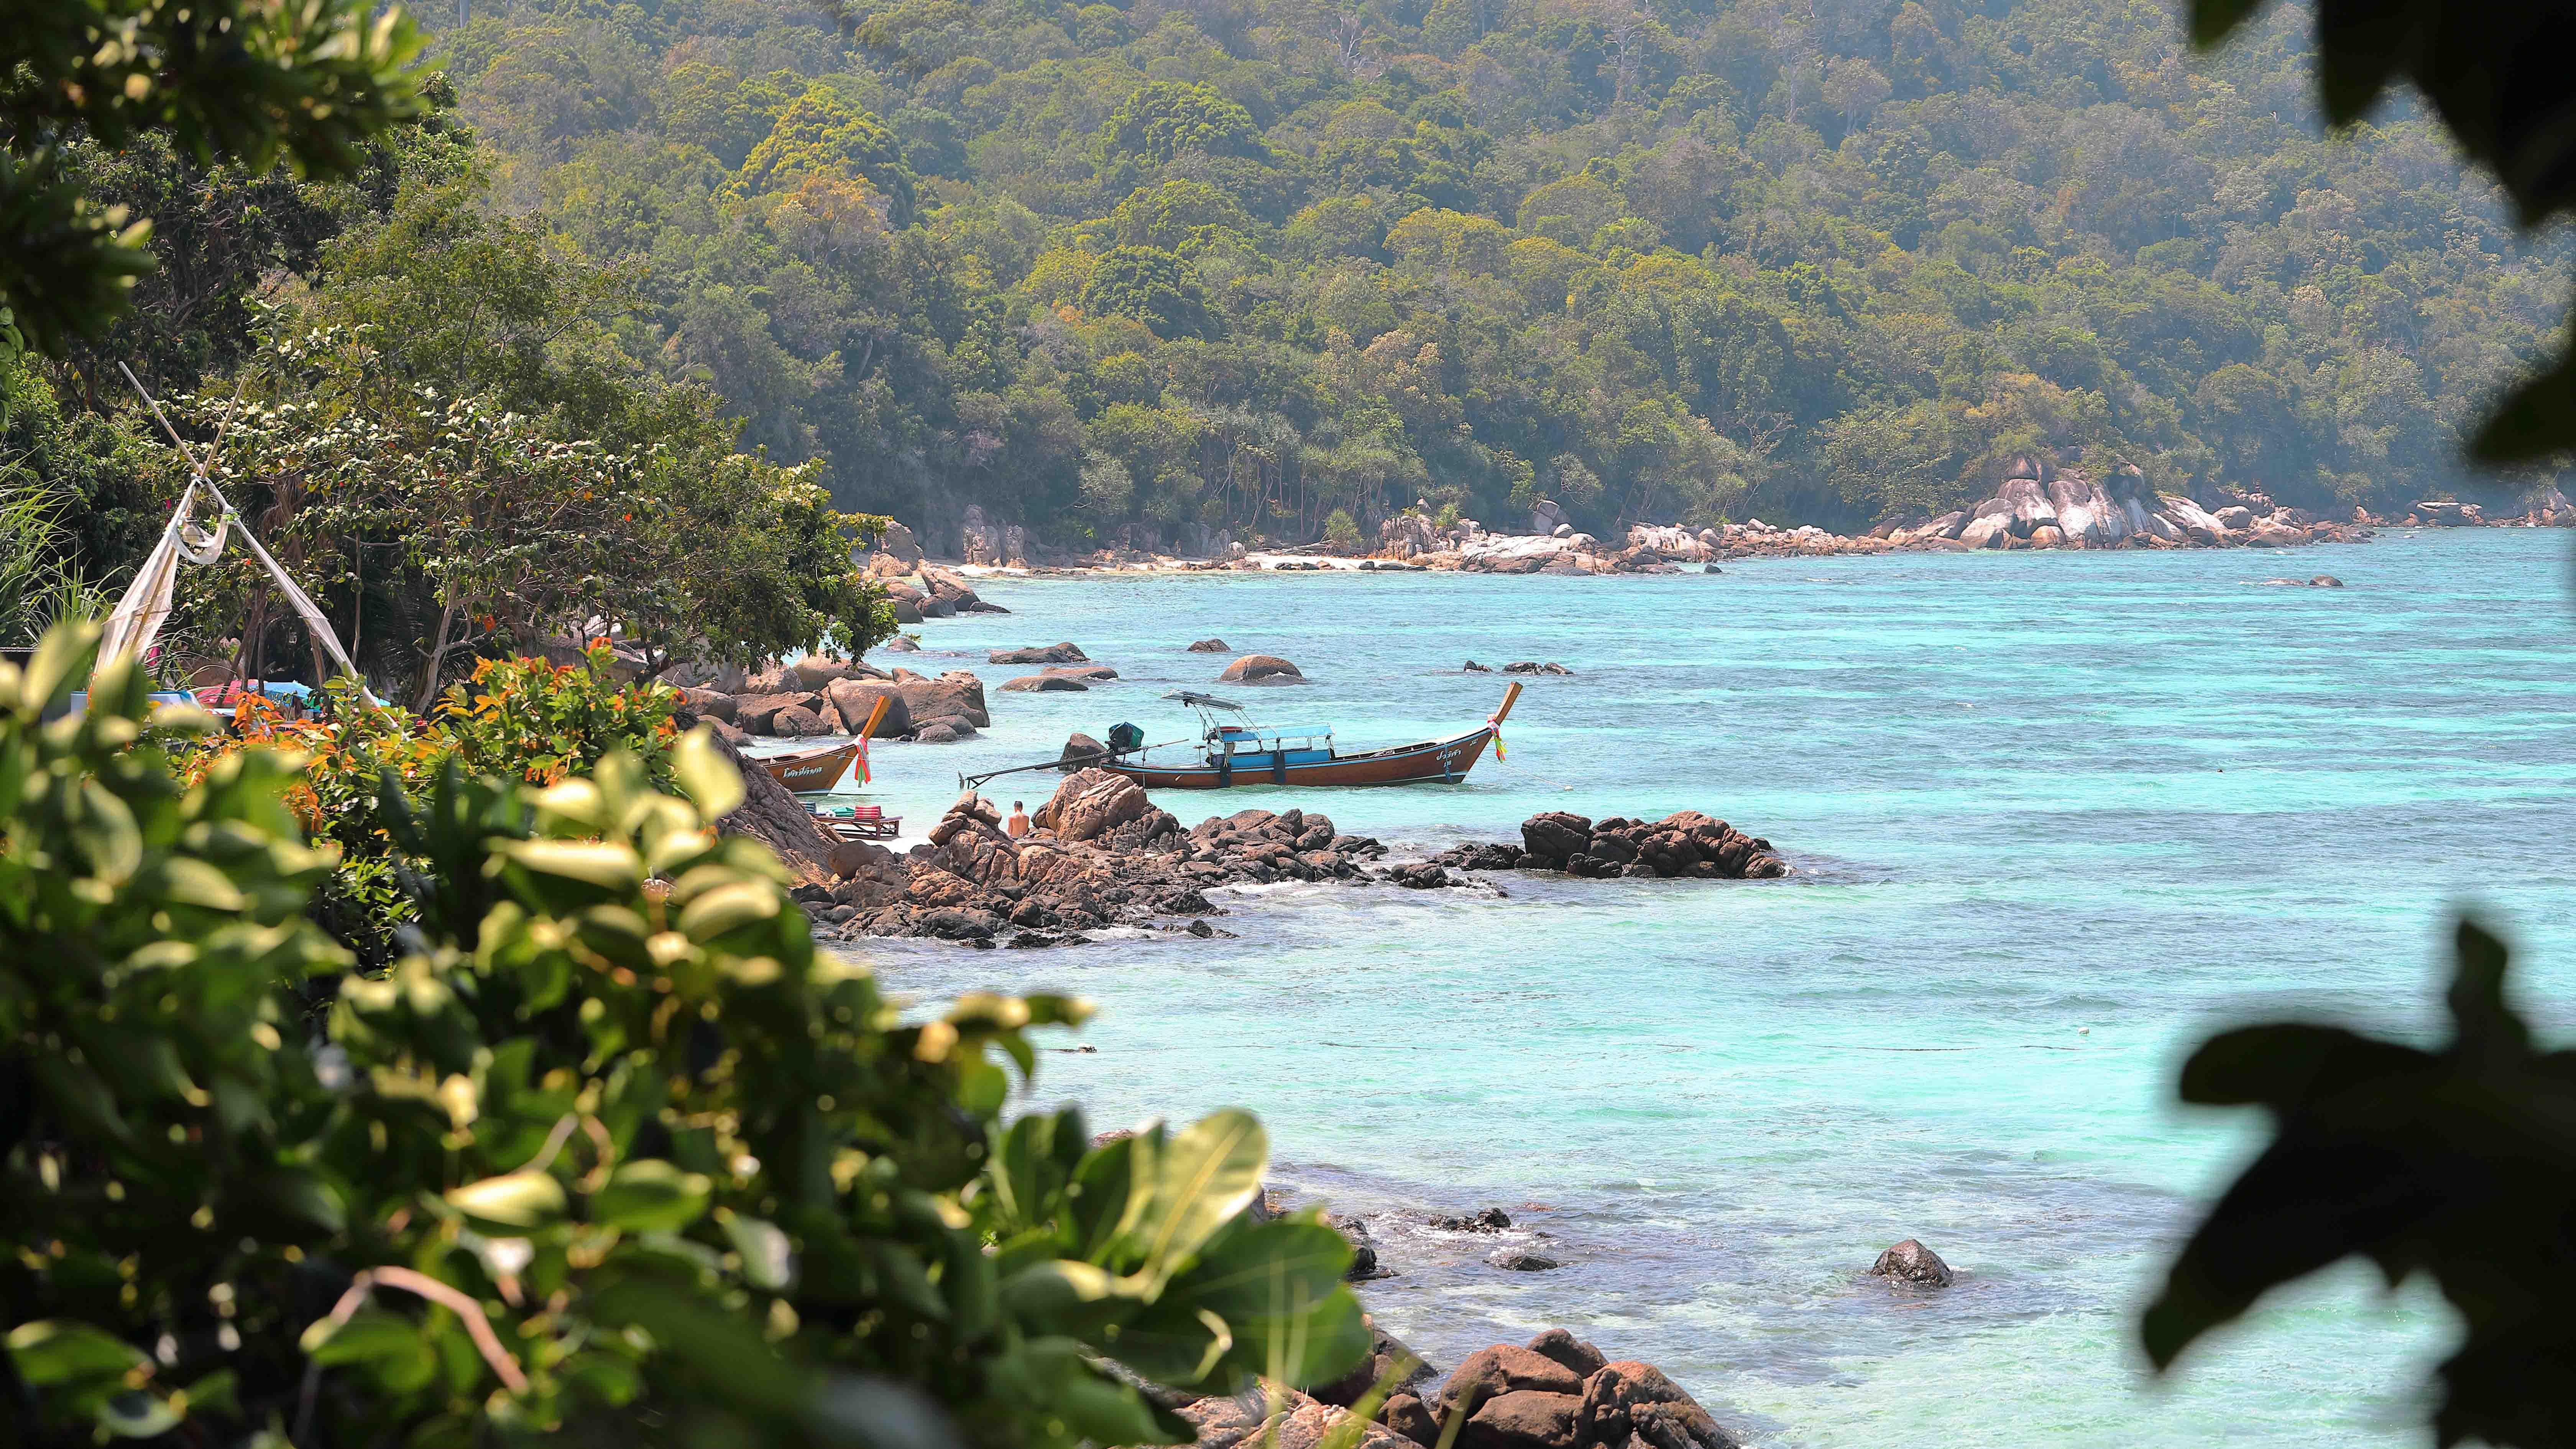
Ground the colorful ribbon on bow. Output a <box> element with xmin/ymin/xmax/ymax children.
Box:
<box><xmin>1487</xmin><ymin>712</ymin><xmax>1506</xmax><ymax>762</ymax></box>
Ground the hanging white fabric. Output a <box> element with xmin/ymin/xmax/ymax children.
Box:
<box><xmin>97</xmin><ymin>362</ymin><xmax>378</xmax><ymax>706</ymax></box>
<box><xmin>93</xmin><ymin>479</ymin><xmax>213</xmax><ymax>681</ymax></box>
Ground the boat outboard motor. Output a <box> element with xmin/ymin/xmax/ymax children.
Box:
<box><xmin>1106</xmin><ymin>721</ymin><xmax>1145</xmax><ymax>755</ymax></box>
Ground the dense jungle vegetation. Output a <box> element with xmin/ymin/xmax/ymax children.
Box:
<box><xmin>9</xmin><ymin>0</ymin><xmax>2574</xmax><ymax>590</ymax></box>
<box><xmin>402</xmin><ymin>0</ymin><xmax>2572</xmax><ymax>547</ymax></box>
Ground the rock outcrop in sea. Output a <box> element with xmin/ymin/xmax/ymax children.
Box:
<box><xmin>1134</xmin><ymin>1328</ymin><xmax>1738</xmax><ymax>1449</ymax></box>
<box><xmin>1439</xmin><ymin>811</ymin><xmax>1790</xmax><ymax>880</ymax></box>
<box><xmin>799</xmin><ymin>770</ymin><xmax>1440</xmax><ymax>943</ymax></box>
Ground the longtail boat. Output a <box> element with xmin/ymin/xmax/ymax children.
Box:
<box><xmin>762</xmin><ymin>740</ymin><xmax>860</xmax><ymax>793</ymax></box>
<box><xmin>1097</xmin><ymin>683</ymin><xmax>1520</xmax><ymax>789</ymax></box>
<box><xmin>758</xmin><ymin>695</ymin><xmax>887</xmax><ymax>795</ymax></box>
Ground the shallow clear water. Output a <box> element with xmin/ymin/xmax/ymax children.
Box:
<box><xmin>833</xmin><ymin>531</ymin><xmax>2576</xmax><ymax>1447</ymax></box>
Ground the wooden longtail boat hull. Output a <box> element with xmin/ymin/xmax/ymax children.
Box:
<box><xmin>1103</xmin><ymin>726</ymin><xmax>1494</xmax><ymax>789</ymax></box>
<box><xmin>763</xmin><ymin>741</ymin><xmax>858</xmax><ymax>793</ymax></box>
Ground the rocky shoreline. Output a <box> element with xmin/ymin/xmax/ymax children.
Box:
<box><xmin>872</xmin><ymin>475</ymin><xmax>2570</xmax><ymax>581</ymax></box>
<box><xmin>1129</xmin><ymin>1185</ymin><xmax>1957</xmax><ymax>1449</ymax></box>
<box><xmin>696</xmin><ymin>746</ymin><xmax>1795</xmax><ymax>945</ymax></box>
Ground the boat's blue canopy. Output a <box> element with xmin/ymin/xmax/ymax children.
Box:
<box><xmin>1216</xmin><ymin>723</ymin><xmax>1332</xmax><ymax>738</ymax></box>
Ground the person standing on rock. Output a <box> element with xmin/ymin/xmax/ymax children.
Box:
<box><xmin>1006</xmin><ymin>800</ymin><xmax>1031</xmax><ymax>838</ymax></box>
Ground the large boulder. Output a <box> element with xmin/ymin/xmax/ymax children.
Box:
<box><xmin>876</xmin><ymin>519</ymin><xmax>924</xmax><ymax>564</ymax></box>
<box><xmin>1958</xmin><ymin>514</ymin><xmax>2010</xmax><ymax>549</ymax></box>
<box><xmin>1187</xmin><ymin>637</ymin><xmax>1232</xmax><ymax>652</ymax></box>
<box><xmin>2157</xmin><ymin>493</ymin><xmax>2231</xmax><ymax>545</ymax></box>
<box><xmin>1037</xmin><ymin>768</ymin><xmax>1152</xmax><ymax>842</ymax></box>
<box><xmin>733</xmin><ymin>690</ymin><xmax>824</xmax><ymax>734</ymax></box>
<box><xmin>1002</xmin><ymin>674</ymin><xmax>1089</xmax><ymax>692</ymax></box>
<box><xmin>1581</xmin><ymin>1362</ymin><xmax>1735</xmax><ymax>1449</ymax></box>
<box><xmin>895</xmin><ymin>668</ymin><xmax>989</xmax><ymax>729</ymax></box>
<box><xmin>792</xmin><ymin>654</ymin><xmax>871</xmax><ymax>688</ymax></box>
<box><xmin>1219</xmin><ymin>654</ymin><xmax>1304</xmax><ymax>684</ymax></box>
<box><xmin>991</xmin><ymin>641</ymin><xmax>1089</xmax><ymax>665</ymax></box>
<box><xmin>771</xmin><ymin>703</ymin><xmax>834</xmax><ymax>737</ymax></box>
<box><xmin>678</xmin><ymin>687</ymin><xmax>736</xmax><ymax>722</ymax></box>
<box><xmin>1438</xmin><ymin>1346</ymin><xmax>1587</xmax><ymax>1413</ymax></box>
<box><xmin>1045</xmin><ymin>664</ymin><xmax>1120</xmax><ymax>681</ymax></box>
<box><xmin>1457</xmin><ymin>1390</ymin><xmax>1583</xmax><ymax>1449</ymax></box>
<box><xmin>822</xmin><ymin>678</ymin><xmax>912</xmax><ymax>738</ymax></box>
<box><xmin>1869</xmin><ymin>1238</ymin><xmax>1954</xmax><ymax>1286</ymax></box>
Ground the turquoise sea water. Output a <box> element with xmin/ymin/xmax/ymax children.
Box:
<box><xmin>831</xmin><ymin>530</ymin><xmax>2576</xmax><ymax>1447</ymax></box>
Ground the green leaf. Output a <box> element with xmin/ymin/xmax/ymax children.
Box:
<box><xmin>591</xmin><ymin>1160</ymin><xmax>713</xmax><ymax>1233</ymax></box>
<box><xmin>999</xmin><ymin>1259</ymin><xmax>1133</xmax><ymax>1318</ymax></box>
<box><xmin>503</xmin><ymin>839</ymin><xmax>644</xmax><ymax>899</ymax></box>
<box><xmin>1127</xmin><ymin>1109</ymin><xmax>1267</xmax><ymax>1288</ymax></box>
<box><xmin>721</xmin><ymin>1213</ymin><xmax>794</xmax><ymax>1290</ymax></box>
<box><xmin>98</xmin><ymin>1388</ymin><xmax>184</xmax><ymax>1438</ymax></box>
<box><xmin>586</xmin><ymin>1278</ymin><xmax>807</xmax><ymax>1408</ymax></box>
<box><xmin>671</xmin><ymin>727</ymin><xmax>744</xmax><ymax>820</ymax></box>
<box><xmin>246</xmin><ymin>1166</ymin><xmax>349</xmax><ymax>1235</ymax></box>
<box><xmin>7</xmin><ymin>1319</ymin><xmax>148</xmax><ymax>1389</ymax></box>
<box><xmin>676</xmin><ymin>881</ymin><xmax>782</xmax><ymax>943</ymax></box>
<box><xmin>445</xmin><ymin>1171</ymin><xmax>568</xmax><ymax>1233</ymax></box>
<box><xmin>1106</xmin><ymin>1303</ymin><xmax>1234</xmax><ymax>1386</ymax></box>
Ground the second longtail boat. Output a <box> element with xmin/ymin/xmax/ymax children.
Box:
<box><xmin>1093</xmin><ymin>682</ymin><xmax>1520</xmax><ymax>789</ymax></box>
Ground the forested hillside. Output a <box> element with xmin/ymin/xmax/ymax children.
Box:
<box><xmin>17</xmin><ymin>0</ymin><xmax>2573</xmax><ymax>568</ymax></box>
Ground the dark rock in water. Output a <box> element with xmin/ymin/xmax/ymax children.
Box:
<box><xmin>912</xmin><ymin>720</ymin><xmax>974</xmax><ymax>744</ymax></box>
<box><xmin>1187</xmin><ymin>637</ymin><xmax>1231</xmax><ymax>652</ymax></box>
<box><xmin>1510</xmin><ymin>809</ymin><xmax>1786</xmax><ymax>880</ymax></box>
<box><xmin>1060</xmin><ymin>731</ymin><xmax>1107</xmax><ymax>771</ymax></box>
<box><xmin>880</xmin><ymin>635</ymin><xmax>921</xmax><ymax>652</ymax></box>
<box><xmin>2311</xmin><ymin>574</ymin><xmax>2344</xmax><ymax>587</ymax></box>
<box><xmin>1430</xmin><ymin>1206</ymin><xmax>1513</xmax><ymax>1233</ymax></box>
<box><xmin>1387</xmin><ymin>860</ymin><xmax>1451</xmax><ymax>889</ymax></box>
<box><xmin>1043</xmin><ymin>664</ymin><xmax>1119</xmax><ymax>680</ymax></box>
<box><xmin>1487</xmin><ymin>1247</ymin><xmax>1562</xmax><ymax>1272</ymax></box>
<box><xmin>1001</xmin><ymin>673</ymin><xmax>1088</xmax><ymax>692</ymax></box>
<box><xmin>990</xmin><ymin>641</ymin><xmax>1089</xmax><ymax>664</ymax></box>
<box><xmin>1503</xmin><ymin>660</ymin><xmax>1573</xmax><ymax>675</ymax></box>
<box><xmin>1868</xmin><ymin>1238</ymin><xmax>1954</xmax><ymax>1287</ymax></box>
<box><xmin>1520</xmin><ymin>812</ymin><xmax>1593</xmax><ymax>865</ymax></box>
<box><xmin>1333</xmin><ymin>1214</ymin><xmax>1393</xmax><ymax>1281</ymax></box>
<box><xmin>1439</xmin><ymin>841</ymin><xmax>1527</xmax><ymax>871</ymax></box>
<box><xmin>1463</xmin><ymin>659</ymin><xmax>1493</xmax><ymax>672</ymax></box>
<box><xmin>1219</xmin><ymin>652</ymin><xmax>1305</xmax><ymax>683</ymax></box>
<box><xmin>1523</xmin><ymin>1329</ymin><xmax>1606</xmax><ymax>1379</ymax></box>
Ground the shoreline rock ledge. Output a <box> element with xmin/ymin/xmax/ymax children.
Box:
<box><xmin>1439</xmin><ymin>810</ymin><xmax>1789</xmax><ymax>880</ymax></box>
<box><xmin>799</xmin><ymin>770</ymin><xmax>1453</xmax><ymax>944</ymax></box>
<box><xmin>1138</xmin><ymin>1327</ymin><xmax>1738</xmax><ymax>1449</ymax></box>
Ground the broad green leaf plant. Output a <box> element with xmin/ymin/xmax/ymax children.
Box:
<box><xmin>2</xmin><ymin>623</ymin><xmax>1367</xmax><ymax>1446</ymax></box>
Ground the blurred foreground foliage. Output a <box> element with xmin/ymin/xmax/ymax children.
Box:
<box><xmin>1</xmin><ymin>623</ymin><xmax>1366</xmax><ymax>1447</ymax></box>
